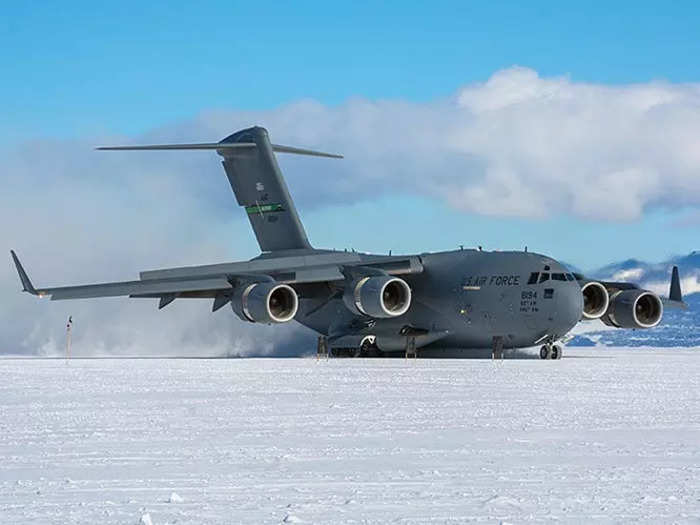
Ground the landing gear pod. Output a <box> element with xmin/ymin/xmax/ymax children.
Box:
<box><xmin>602</xmin><ymin>290</ymin><xmax>663</xmax><ymax>329</ymax></box>
<box><xmin>233</xmin><ymin>282</ymin><xmax>299</xmax><ymax>323</ymax></box>
<box><xmin>343</xmin><ymin>276</ymin><xmax>411</xmax><ymax>318</ymax></box>
<box><xmin>580</xmin><ymin>281</ymin><xmax>609</xmax><ymax>320</ymax></box>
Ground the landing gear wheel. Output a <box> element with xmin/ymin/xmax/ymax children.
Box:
<box><xmin>359</xmin><ymin>337</ymin><xmax>376</xmax><ymax>358</ymax></box>
<box><xmin>540</xmin><ymin>345</ymin><xmax>551</xmax><ymax>360</ymax></box>
<box><xmin>540</xmin><ymin>344</ymin><xmax>563</xmax><ymax>360</ymax></box>
<box><xmin>550</xmin><ymin>345</ymin><xmax>561</xmax><ymax>360</ymax></box>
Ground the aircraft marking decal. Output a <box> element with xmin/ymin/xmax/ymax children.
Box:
<box><xmin>245</xmin><ymin>203</ymin><xmax>285</xmax><ymax>215</ymax></box>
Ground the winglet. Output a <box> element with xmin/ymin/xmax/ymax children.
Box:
<box><xmin>669</xmin><ymin>265</ymin><xmax>683</xmax><ymax>302</ymax></box>
<box><xmin>10</xmin><ymin>250</ymin><xmax>38</xmax><ymax>295</ymax></box>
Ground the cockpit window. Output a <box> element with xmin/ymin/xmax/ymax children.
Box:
<box><xmin>539</xmin><ymin>273</ymin><xmax>550</xmax><ymax>283</ymax></box>
<box><xmin>565</xmin><ymin>273</ymin><xmax>575</xmax><ymax>281</ymax></box>
<box><xmin>527</xmin><ymin>272</ymin><xmax>539</xmax><ymax>285</ymax></box>
<box><xmin>552</xmin><ymin>273</ymin><xmax>566</xmax><ymax>281</ymax></box>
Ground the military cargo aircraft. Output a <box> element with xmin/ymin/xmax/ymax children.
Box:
<box><xmin>11</xmin><ymin>127</ymin><xmax>686</xmax><ymax>358</ymax></box>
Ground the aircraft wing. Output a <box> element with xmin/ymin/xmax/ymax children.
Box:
<box><xmin>11</xmin><ymin>251</ymin><xmax>232</xmax><ymax>300</ymax></box>
<box><xmin>11</xmin><ymin>250</ymin><xmax>423</xmax><ymax>310</ymax></box>
<box><xmin>579</xmin><ymin>265</ymin><xmax>687</xmax><ymax>310</ymax></box>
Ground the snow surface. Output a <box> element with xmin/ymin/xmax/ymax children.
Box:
<box><xmin>1</xmin><ymin>348</ymin><xmax>699</xmax><ymax>524</ymax></box>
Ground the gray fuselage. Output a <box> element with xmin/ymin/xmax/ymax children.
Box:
<box><xmin>297</xmin><ymin>248</ymin><xmax>583</xmax><ymax>355</ymax></box>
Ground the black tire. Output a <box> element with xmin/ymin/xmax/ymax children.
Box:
<box><xmin>550</xmin><ymin>346</ymin><xmax>560</xmax><ymax>360</ymax></box>
<box><xmin>359</xmin><ymin>339</ymin><xmax>373</xmax><ymax>357</ymax></box>
<box><xmin>540</xmin><ymin>346</ymin><xmax>549</xmax><ymax>359</ymax></box>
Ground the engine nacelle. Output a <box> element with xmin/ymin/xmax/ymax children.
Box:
<box><xmin>580</xmin><ymin>281</ymin><xmax>609</xmax><ymax>320</ymax></box>
<box><xmin>343</xmin><ymin>275</ymin><xmax>411</xmax><ymax>318</ymax></box>
<box><xmin>602</xmin><ymin>289</ymin><xmax>663</xmax><ymax>329</ymax></box>
<box><xmin>231</xmin><ymin>282</ymin><xmax>298</xmax><ymax>324</ymax></box>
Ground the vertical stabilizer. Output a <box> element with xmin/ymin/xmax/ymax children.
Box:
<box><xmin>219</xmin><ymin>127</ymin><xmax>312</xmax><ymax>252</ymax></box>
<box><xmin>669</xmin><ymin>265</ymin><xmax>683</xmax><ymax>302</ymax></box>
<box><xmin>96</xmin><ymin>126</ymin><xmax>342</xmax><ymax>253</ymax></box>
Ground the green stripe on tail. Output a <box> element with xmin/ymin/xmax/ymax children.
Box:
<box><xmin>245</xmin><ymin>203</ymin><xmax>285</xmax><ymax>215</ymax></box>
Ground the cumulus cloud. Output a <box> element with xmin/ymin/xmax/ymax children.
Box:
<box><xmin>2</xmin><ymin>67</ymin><xmax>700</xmax><ymax>355</ymax></box>
<box><xmin>182</xmin><ymin>66</ymin><xmax>700</xmax><ymax>220</ymax></box>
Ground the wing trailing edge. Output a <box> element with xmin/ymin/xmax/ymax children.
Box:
<box><xmin>9</xmin><ymin>250</ymin><xmax>233</xmax><ymax>300</ymax></box>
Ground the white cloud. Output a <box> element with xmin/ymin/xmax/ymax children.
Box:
<box><xmin>643</xmin><ymin>276</ymin><xmax>700</xmax><ymax>297</ymax></box>
<box><xmin>177</xmin><ymin>66</ymin><xmax>700</xmax><ymax>220</ymax></box>
<box><xmin>612</xmin><ymin>268</ymin><xmax>645</xmax><ymax>282</ymax></box>
<box><xmin>3</xmin><ymin>67</ymin><xmax>700</xmax><ymax>355</ymax></box>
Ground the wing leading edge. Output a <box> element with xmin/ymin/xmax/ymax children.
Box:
<box><xmin>10</xmin><ymin>250</ymin><xmax>424</xmax><ymax>310</ymax></box>
<box><xmin>10</xmin><ymin>251</ymin><xmax>232</xmax><ymax>300</ymax></box>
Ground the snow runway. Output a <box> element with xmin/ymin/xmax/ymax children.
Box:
<box><xmin>1</xmin><ymin>348</ymin><xmax>699</xmax><ymax>524</ymax></box>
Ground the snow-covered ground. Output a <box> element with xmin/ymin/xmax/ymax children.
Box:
<box><xmin>1</xmin><ymin>348</ymin><xmax>699</xmax><ymax>524</ymax></box>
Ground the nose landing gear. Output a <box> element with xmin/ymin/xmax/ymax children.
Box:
<box><xmin>539</xmin><ymin>343</ymin><xmax>562</xmax><ymax>360</ymax></box>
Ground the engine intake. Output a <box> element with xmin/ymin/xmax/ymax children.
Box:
<box><xmin>232</xmin><ymin>282</ymin><xmax>298</xmax><ymax>324</ymax></box>
<box><xmin>343</xmin><ymin>276</ymin><xmax>411</xmax><ymax>318</ymax></box>
<box><xmin>602</xmin><ymin>289</ymin><xmax>663</xmax><ymax>329</ymax></box>
<box><xmin>581</xmin><ymin>281</ymin><xmax>609</xmax><ymax>320</ymax></box>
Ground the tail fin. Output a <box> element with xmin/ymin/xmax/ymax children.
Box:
<box><xmin>663</xmin><ymin>265</ymin><xmax>687</xmax><ymax>310</ymax></box>
<box><xmin>669</xmin><ymin>265</ymin><xmax>683</xmax><ymax>302</ymax></box>
<box><xmin>219</xmin><ymin>127</ymin><xmax>315</xmax><ymax>252</ymax></box>
<box><xmin>97</xmin><ymin>126</ymin><xmax>342</xmax><ymax>253</ymax></box>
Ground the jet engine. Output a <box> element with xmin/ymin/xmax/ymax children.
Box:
<box><xmin>602</xmin><ymin>289</ymin><xmax>663</xmax><ymax>329</ymax></box>
<box><xmin>343</xmin><ymin>275</ymin><xmax>411</xmax><ymax>318</ymax></box>
<box><xmin>580</xmin><ymin>281</ymin><xmax>609</xmax><ymax>319</ymax></box>
<box><xmin>231</xmin><ymin>282</ymin><xmax>298</xmax><ymax>324</ymax></box>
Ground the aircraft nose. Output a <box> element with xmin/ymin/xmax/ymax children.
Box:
<box><xmin>557</xmin><ymin>282</ymin><xmax>584</xmax><ymax>334</ymax></box>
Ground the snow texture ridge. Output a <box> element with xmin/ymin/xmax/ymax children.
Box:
<box><xmin>0</xmin><ymin>350</ymin><xmax>698</xmax><ymax>524</ymax></box>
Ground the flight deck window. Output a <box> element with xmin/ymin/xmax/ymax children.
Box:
<box><xmin>552</xmin><ymin>273</ymin><xmax>566</xmax><ymax>281</ymax></box>
<box><xmin>527</xmin><ymin>272</ymin><xmax>539</xmax><ymax>285</ymax></box>
<box><xmin>539</xmin><ymin>273</ymin><xmax>550</xmax><ymax>283</ymax></box>
<box><xmin>565</xmin><ymin>274</ymin><xmax>575</xmax><ymax>281</ymax></box>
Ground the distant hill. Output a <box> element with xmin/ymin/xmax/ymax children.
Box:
<box><xmin>592</xmin><ymin>251</ymin><xmax>700</xmax><ymax>297</ymax></box>
<box><xmin>570</xmin><ymin>252</ymin><xmax>699</xmax><ymax>347</ymax></box>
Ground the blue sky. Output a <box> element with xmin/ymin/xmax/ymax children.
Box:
<box><xmin>2</xmin><ymin>1</ymin><xmax>700</xmax><ymax>270</ymax></box>
<box><xmin>4</xmin><ymin>1</ymin><xmax>700</xmax><ymax>139</ymax></box>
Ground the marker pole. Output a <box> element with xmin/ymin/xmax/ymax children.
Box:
<box><xmin>65</xmin><ymin>316</ymin><xmax>72</xmax><ymax>364</ymax></box>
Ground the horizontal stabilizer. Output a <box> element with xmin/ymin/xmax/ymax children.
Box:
<box><xmin>96</xmin><ymin>142</ymin><xmax>343</xmax><ymax>158</ymax></box>
<box><xmin>98</xmin><ymin>126</ymin><xmax>341</xmax><ymax>252</ymax></box>
<box><xmin>96</xmin><ymin>142</ymin><xmax>256</xmax><ymax>151</ymax></box>
<box><xmin>269</xmin><ymin>144</ymin><xmax>343</xmax><ymax>158</ymax></box>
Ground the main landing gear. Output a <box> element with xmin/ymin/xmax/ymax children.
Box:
<box><xmin>540</xmin><ymin>343</ymin><xmax>562</xmax><ymax>360</ymax></box>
